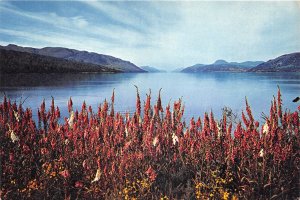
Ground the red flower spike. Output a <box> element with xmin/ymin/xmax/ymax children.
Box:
<box><xmin>157</xmin><ymin>88</ymin><xmax>163</xmax><ymax>113</ymax></box>
<box><xmin>134</xmin><ymin>85</ymin><xmax>141</xmax><ymax>116</ymax></box>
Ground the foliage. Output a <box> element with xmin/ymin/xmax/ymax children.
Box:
<box><xmin>0</xmin><ymin>88</ymin><xmax>299</xmax><ymax>199</ymax></box>
<box><xmin>0</xmin><ymin>49</ymin><xmax>120</xmax><ymax>73</ymax></box>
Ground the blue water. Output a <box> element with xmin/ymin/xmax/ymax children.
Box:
<box><xmin>0</xmin><ymin>72</ymin><xmax>299</xmax><ymax>122</ymax></box>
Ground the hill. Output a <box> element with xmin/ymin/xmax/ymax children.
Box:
<box><xmin>140</xmin><ymin>66</ymin><xmax>166</xmax><ymax>73</ymax></box>
<box><xmin>0</xmin><ymin>44</ymin><xmax>145</xmax><ymax>73</ymax></box>
<box><xmin>182</xmin><ymin>60</ymin><xmax>263</xmax><ymax>73</ymax></box>
<box><xmin>248</xmin><ymin>52</ymin><xmax>300</xmax><ymax>72</ymax></box>
<box><xmin>0</xmin><ymin>49</ymin><xmax>120</xmax><ymax>73</ymax></box>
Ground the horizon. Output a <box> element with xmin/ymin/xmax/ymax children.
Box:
<box><xmin>0</xmin><ymin>1</ymin><xmax>300</xmax><ymax>70</ymax></box>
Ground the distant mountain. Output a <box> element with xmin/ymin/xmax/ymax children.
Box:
<box><xmin>0</xmin><ymin>44</ymin><xmax>145</xmax><ymax>73</ymax></box>
<box><xmin>213</xmin><ymin>59</ymin><xmax>228</xmax><ymax>65</ymax></box>
<box><xmin>181</xmin><ymin>60</ymin><xmax>263</xmax><ymax>73</ymax></box>
<box><xmin>140</xmin><ymin>66</ymin><xmax>166</xmax><ymax>73</ymax></box>
<box><xmin>239</xmin><ymin>61</ymin><xmax>265</xmax><ymax>67</ymax></box>
<box><xmin>0</xmin><ymin>49</ymin><xmax>120</xmax><ymax>73</ymax></box>
<box><xmin>172</xmin><ymin>67</ymin><xmax>185</xmax><ymax>72</ymax></box>
<box><xmin>180</xmin><ymin>64</ymin><xmax>205</xmax><ymax>73</ymax></box>
<box><xmin>248</xmin><ymin>53</ymin><xmax>300</xmax><ymax>72</ymax></box>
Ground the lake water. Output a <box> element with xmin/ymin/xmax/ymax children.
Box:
<box><xmin>0</xmin><ymin>72</ymin><xmax>299</xmax><ymax>122</ymax></box>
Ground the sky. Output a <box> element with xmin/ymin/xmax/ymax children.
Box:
<box><xmin>0</xmin><ymin>1</ymin><xmax>300</xmax><ymax>70</ymax></box>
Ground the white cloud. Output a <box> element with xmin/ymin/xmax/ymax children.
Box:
<box><xmin>0</xmin><ymin>1</ymin><xmax>299</xmax><ymax>70</ymax></box>
<box><xmin>130</xmin><ymin>1</ymin><xmax>300</xmax><ymax>68</ymax></box>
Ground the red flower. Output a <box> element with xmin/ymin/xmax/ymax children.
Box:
<box><xmin>146</xmin><ymin>166</ymin><xmax>157</xmax><ymax>181</ymax></box>
<box><xmin>41</xmin><ymin>148</ymin><xmax>48</xmax><ymax>155</ymax></box>
<box><xmin>134</xmin><ymin>85</ymin><xmax>141</xmax><ymax>116</ymax></box>
<box><xmin>9</xmin><ymin>152</ymin><xmax>14</xmax><ymax>162</ymax></box>
<box><xmin>75</xmin><ymin>181</ymin><xmax>83</xmax><ymax>188</ymax></box>
<box><xmin>60</xmin><ymin>169</ymin><xmax>70</xmax><ymax>179</ymax></box>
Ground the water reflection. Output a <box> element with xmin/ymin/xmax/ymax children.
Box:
<box><xmin>0</xmin><ymin>72</ymin><xmax>299</xmax><ymax>122</ymax></box>
<box><xmin>0</xmin><ymin>73</ymin><xmax>138</xmax><ymax>87</ymax></box>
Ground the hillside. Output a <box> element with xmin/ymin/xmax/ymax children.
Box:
<box><xmin>0</xmin><ymin>49</ymin><xmax>120</xmax><ymax>73</ymax></box>
<box><xmin>0</xmin><ymin>44</ymin><xmax>145</xmax><ymax>73</ymax></box>
<box><xmin>140</xmin><ymin>66</ymin><xmax>166</xmax><ymax>73</ymax></box>
<box><xmin>248</xmin><ymin>52</ymin><xmax>300</xmax><ymax>72</ymax></box>
<box><xmin>182</xmin><ymin>60</ymin><xmax>263</xmax><ymax>73</ymax></box>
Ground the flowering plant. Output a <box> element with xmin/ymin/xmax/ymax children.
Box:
<box><xmin>0</xmin><ymin>88</ymin><xmax>299</xmax><ymax>199</ymax></box>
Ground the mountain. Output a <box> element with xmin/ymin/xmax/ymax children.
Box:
<box><xmin>213</xmin><ymin>59</ymin><xmax>228</xmax><ymax>65</ymax></box>
<box><xmin>180</xmin><ymin>64</ymin><xmax>205</xmax><ymax>73</ymax></box>
<box><xmin>140</xmin><ymin>66</ymin><xmax>166</xmax><ymax>73</ymax></box>
<box><xmin>248</xmin><ymin>52</ymin><xmax>300</xmax><ymax>72</ymax></box>
<box><xmin>239</xmin><ymin>61</ymin><xmax>265</xmax><ymax>67</ymax></box>
<box><xmin>181</xmin><ymin>60</ymin><xmax>263</xmax><ymax>73</ymax></box>
<box><xmin>172</xmin><ymin>67</ymin><xmax>185</xmax><ymax>72</ymax></box>
<box><xmin>0</xmin><ymin>49</ymin><xmax>120</xmax><ymax>73</ymax></box>
<box><xmin>0</xmin><ymin>44</ymin><xmax>145</xmax><ymax>73</ymax></box>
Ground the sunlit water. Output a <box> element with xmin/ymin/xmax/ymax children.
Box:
<box><xmin>0</xmin><ymin>72</ymin><xmax>299</xmax><ymax>122</ymax></box>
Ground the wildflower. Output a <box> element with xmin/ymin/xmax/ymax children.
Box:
<box><xmin>91</xmin><ymin>168</ymin><xmax>101</xmax><ymax>183</ymax></box>
<box><xmin>10</xmin><ymin>129</ymin><xmax>19</xmax><ymax>143</ymax></box>
<box><xmin>153</xmin><ymin>136</ymin><xmax>159</xmax><ymax>147</ymax></box>
<box><xmin>28</xmin><ymin>179</ymin><xmax>38</xmax><ymax>190</ymax></box>
<box><xmin>13</xmin><ymin>110</ymin><xmax>20</xmax><ymax>122</ymax></box>
<box><xmin>160</xmin><ymin>196</ymin><xmax>169</xmax><ymax>200</ymax></box>
<box><xmin>75</xmin><ymin>181</ymin><xmax>83</xmax><ymax>188</ymax></box>
<box><xmin>232</xmin><ymin>194</ymin><xmax>238</xmax><ymax>200</ymax></box>
<box><xmin>50</xmin><ymin>138</ymin><xmax>56</xmax><ymax>149</ymax></box>
<box><xmin>68</xmin><ymin>111</ymin><xmax>74</xmax><ymax>128</ymax></box>
<box><xmin>217</xmin><ymin>123</ymin><xmax>222</xmax><ymax>138</ymax></box>
<box><xmin>82</xmin><ymin>159</ymin><xmax>89</xmax><ymax>170</ymax></box>
<box><xmin>124</xmin><ymin>141</ymin><xmax>132</xmax><ymax>150</ymax></box>
<box><xmin>259</xmin><ymin>148</ymin><xmax>264</xmax><ymax>157</ymax></box>
<box><xmin>134</xmin><ymin>85</ymin><xmax>141</xmax><ymax>116</ymax></box>
<box><xmin>263</xmin><ymin>123</ymin><xmax>269</xmax><ymax>134</ymax></box>
<box><xmin>172</xmin><ymin>132</ymin><xmax>178</xmax><ymax>145</ymax></box>
<box><xmin>55</xmin><ymin>106</ymin><xmax>60</xmax><ymax>118</ymax></box>
<box><xmin>9</xmin><ymin>152</ymin><xmax>14</xmax><ymax>161</ymax></box>
<box><xmin>140</xmin><ymin>179</ymin><xmax>150</xmax><ymax>189</ymax></box>
<box><xmin>59</xmin><ymin>169</ymin><xmax>70</xmax><ymax>179</ymax></box>
<box><xmin>68</xmin><ymin>97</ymin><xmax>73</xmax><ymax>113</ymax></box>
<box><xmin>65</xmin><ymin>139</ymin><xmax>70</xmax><ymax>145</ymax></box>
<box><xmin>223</xmin><ymin>191</ymin><xmax>230</xmax><ymax>200</ymax></box>
<box><xmin>22</xmin><ymin>145</ymin><xmax>30</xmax><ymax>153</ymax></box>
<box><xmin>50</xmin><ymin>171</ymin><xmax>56</xmax><ymax>177</ymax></box>
<box><xmin>157</xmin><ymin>88</ymin><xmax>163</xmax><ymax>112</ymax></box>
<box><xmin>146</xmin><ymin>166</ymin><xmax>157</xmax><ymax>181</ymax></box>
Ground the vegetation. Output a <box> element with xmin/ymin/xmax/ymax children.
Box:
<box><xmin>0</xmin><ymin>49</ymin><xmax>120</xmax><ymax>73</ymax></box>
<box><xmin>0</xmin><ymin>88</ymin><xmax>299</xmax><ymax>199</ymax></box>
<box><xmin>1</xmin><ymin>44</ymin><xmax>146</xmax><ymax>73</ymax></box>
<box><xmin>249</xmin><ymin>52</ymin><xmax>300</xmax><ymax>72</ymax></box>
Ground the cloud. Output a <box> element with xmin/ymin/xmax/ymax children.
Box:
<box><xmin>0</xmin><ymin>2</ymin><xmax>154</xmax><ymax>48</ymax></box>
<box><xmin>0</xmin><ymin>28</ymin><xmax>106</xmax><ymax>50</ymax></box>
<box><xmin>0</xmin><ymin>1</ymin><xmax>299</xmax><ymax>70</ymax></box>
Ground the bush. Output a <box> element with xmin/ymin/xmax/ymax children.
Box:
<box><xmin>0</xmin><ymin>88</ymin><xmax>299</xmax><ymax>199</ymax></box>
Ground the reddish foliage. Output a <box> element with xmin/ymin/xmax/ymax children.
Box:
<box><xmin>0</xmin><ymin>88</ymin><xmax>299</xmax><ymax>199</ymax></box>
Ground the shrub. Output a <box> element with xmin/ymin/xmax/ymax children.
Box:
<box><xmin>0</xmin><ymin>88</ymin><xmax>299</xmax><ymax>199</ymax></box>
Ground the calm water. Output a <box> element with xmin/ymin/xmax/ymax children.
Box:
<box><xmin>0</xmin><ymin>72</ymin><xmax>299</xmax><ymax>122</ymax></box>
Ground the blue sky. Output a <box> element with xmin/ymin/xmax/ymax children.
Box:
<box><xmin>0</xmin><ymin>1</ymin><xmax>299</xmax><ymax>70</ymax></box>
